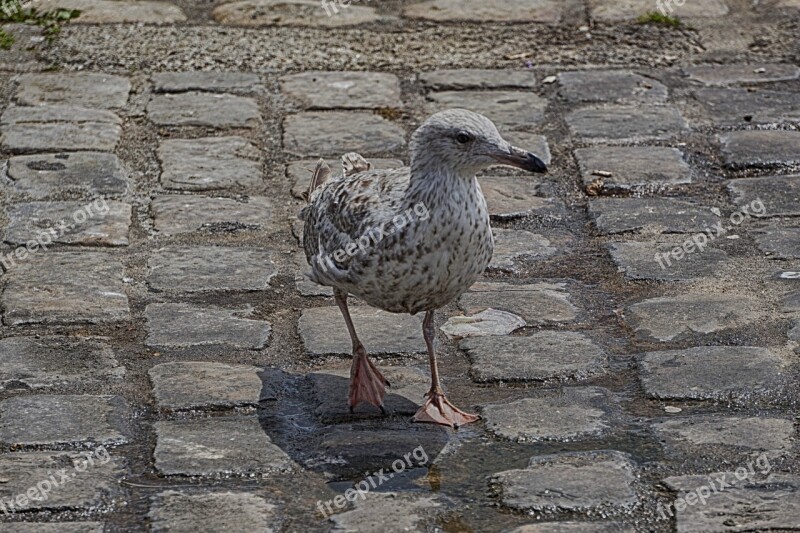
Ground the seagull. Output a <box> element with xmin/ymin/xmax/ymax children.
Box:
<box><xmin>300</xmin><ymin>109</ymin><xmax>548</xmax><ymax>427</ymax></box>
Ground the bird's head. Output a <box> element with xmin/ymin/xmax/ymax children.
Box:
<box><xmin>410</xmin><ymin>109</ymin><xmax>548</xmax><ymax>176</ymax></box>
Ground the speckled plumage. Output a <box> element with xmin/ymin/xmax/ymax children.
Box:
<box><xmin>300</xmin><ymin>110</ymin><xmax>499</xmax><ymax>314</ymax></box>
<box><xmin>299</xmin><ymin>109</ymin><xmax>547</xmax><ymax>426</ymax></box>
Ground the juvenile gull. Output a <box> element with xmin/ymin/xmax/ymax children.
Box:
<box><xmin>300</xmin><ymin>109</ymin><xmax>547</xmax><ymax>427</ymax></box>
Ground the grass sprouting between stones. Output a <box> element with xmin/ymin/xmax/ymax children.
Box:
<box><xmin>637</xmin><ymin>11</ymin><xmax>682</xmax><ymax>27</ymax></box>
<box><xmin>0</xmin><ymin>0</ymin><xmax>80</xmax><ymax>48</ymax></box>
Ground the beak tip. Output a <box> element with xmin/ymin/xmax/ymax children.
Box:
<box><xmin>526</xmin><ymin>153</ymin><xmax>548</xmax><ymax>174</ymax></box>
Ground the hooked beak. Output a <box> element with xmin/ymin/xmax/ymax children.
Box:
<box><xmin>490</xmin><ymin>144</ymin><xmax>548</xmax><ymax>174</ymax></box>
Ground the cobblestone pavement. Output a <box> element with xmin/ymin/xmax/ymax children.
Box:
<box><xmin>0</xmin><ymin>0</ymin><xmax>799</xmax><ymax>531</ymax></box>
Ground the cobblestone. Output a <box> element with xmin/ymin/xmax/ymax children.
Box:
<box><xmin>283</xmin><ymin>112</ymin><xmax>406</xmax><ymax>157</ymax></box>
<box><xmin>152</xmin><ymin>71</ymin><xmax>262</xmax><ymax>93</ymax></box>
<box><xmin>151</xmin><ymin>195</ymin><xmax>272</xmax><ymax>235</ymax></box>
<box><xmin>0</xmin><ymin>452</ymin><xmax>125</xmax><ymax>511</ymax></box>
<box><xmin>329</xmin><ymin>493</ymin><xmax>441</xmax><ymax>533</ymax></box>
<box><xmin>589</xmin><ymin>198</ymin><xmax>718</xmax><ymax>235</ymax></box>
<box><xmin>6</xmin><ymin>152</ymin><xmax>129</xmax><ymax>199</ymax></box>
<box><xmin>0</xmin><ymin>336</ymin><xmax>124</xmax><ymax>391</ymax></box>
<box><xmin>147</xmin><ymin>92</ymin><xmax>261</xmax><ymax>128</ymax></box>
<box><xmin>0</xmin><ymin>395</ymin><xmax>129</xmax><ymax>447</ymax></box>
<box><xmin>490</xmin><ymin>229</ymin><xmax>558</xmax><ymax>270</ymax></box>
<box><xmin>753</xmin><ymin>228</ymin><xmax>800</xmax><ymax>258</ymax></box>
<box><xmin>566</xmin><ymin>105</ymin><xmax>688</xmax><ymax>142</ymax></box>
<box><xmin>281</xmin><ymin>71</ymin><xmax>401</xmax><ymax>109</ymax></box>
<box><xmin>145</xmin><ymin>303</ymin><xmax>271</xmax><ymax>348</ymax></box>
<box><xmin>149</xmin><ymin>491</ymin><xmax>278</xmax><ymax>532</ymax></box>
<box><xmin>213</xmin><ymin>0</ymin><xmax>381</xmax><ymax>27</ymax></box>
<box><xmin>459</xmin><ymin>281</ymin><xmax>578</xmax><ymax>325</ymax></box>
<box><xmin>625</xmin><ymin>294</ymin><xmax>766</xmax><ymax>341</ymax></box>
<box><xmin>462</xmin><ymin>332</ymin><xmax>607</xmax><ymax>383</ymax></box>
<box><xmin>558</xmin><ymin>70</ymin><xmax>668</xmax><ymax>103</ymax></box>
<box><xmin>608</xmin><ymin>240</ymin><xmax>730</xmax><ymax>281</ymax></box>
<box><xmin>419</xmin><ymin>69</ymin><xmax>538</xmax><ymax>90</ymax></box>
<box><xmin>298</xmin><ymin>307</ymin><xmax>425</xmax><ymax>356</ymax></box>
<box><xmin>683</xmin><ymin>63</ymin><xmax>800</xmax><ymax>85</ymax></box>
<box><xmin>154</xmin><ymin>418</ymin><xmax>292</xmax><ymax>476</ymax></box>
<box><xmin>694</xmin><ymin>88</ymin><xmax>800</xmax><ymax>125</ymax></box>
<box><xmin>481</xmin><ymin>387</ymin><xmax>614</xmax><ymax>442</ymax></box>
<box><xmin>2</xmin><ymin>252</ymin><xmax>130</xmax><ymax>325</ymax></box>
<box><xmin>149</xmin><ymin>362</ymin><xmax>266</xmax><ymax>410</ymax></box>
<box><xmin>31</xmin><ymin>0</ymin><xmax>186</xmax><ymax>23</ymax></box>
<box><xmin>14</xmin><ymin>73</ymin><xmax>130</xmax><ymax>108</ymax></box>
<box><xmin>405</xmin><ymin>0</ymin><xmax>565</xmax><ymax>22</ymax></box>
<box><xmin>638</xmin><ymin>346</ymin><xmax>789</xmax><ymax>402</ymax></box>
<box><xmin>719</xmin><ymin>131</ymin><xmax>800</xmax><ymax>169</ymax></box>
<box><xmin>574</xmin><ymin>146</ymin><xmax>691</xmax><ymax>192</ymax></box>
<box><xmin>491</xmin><ymin>451</ymin><xmax>638</xmax><ymax>512</ymax></box>
<box><xmin>146</xmin><ymin>246</ymin><xmax>276</xmax><ymax>292</ymax></box>
<box><xmin>157</xmin><ymin>136</ymin><xmax>263</xmax><ymax>191</ymax></box>
<box><xmin>728</xmin><ymin>174</ymin><xmax>800</xmax><ymax>217</ymax></box>
<box><xmin>479</xmin><ymin>175</ymin><xmax>561</xmax><ymax>220</ymax></box>
<box><xmin>426</xmin><ymin>90</ymin><xmax>546</xmax><ymax>130</ymax></box>
<box><xmin>653</xmin><ymin>415</ymin><xmax>794</xmax><ymax>456</ymax></box>
<box><xmin>1</xmin><ymin>105</ymin><xmax>122</xmax><ymax>153</ymax></box>
<box><xmin>4</xmin><ymin>201</ymin><xmax>132</xmax><ymax>246</ymax></box>
<box><xmin>591</xmin><ymin>0</ymin><xmax>729</xmax><ymax>20</ymax></box>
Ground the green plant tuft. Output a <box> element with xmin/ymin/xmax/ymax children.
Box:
<box><xmin>0</xmin><ymin>0</ymin><xmax>80</xmax><ymax>48</ymax></box>
<box><xmin>637</xmin><ymin>11</ymin><xmax>682</xmax><ymax>27</ymax></box>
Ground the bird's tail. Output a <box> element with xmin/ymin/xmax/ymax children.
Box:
<box><xmin>304</xmin><ymin>159</ymin><xmax>331</xmax><ymax>202</ymax></box>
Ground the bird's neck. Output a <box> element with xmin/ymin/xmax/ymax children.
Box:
<box><xmin>405</xmin><ymin>158</ymin><xmax>480</xmax><ymax>211</ymax></box>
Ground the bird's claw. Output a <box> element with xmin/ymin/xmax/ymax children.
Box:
<box><xmin>412</xmin><ymin>391</ymin><xmax>480</xmax><ymax>428</ymax></box>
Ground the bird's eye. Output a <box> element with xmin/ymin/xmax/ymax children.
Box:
<box><xmin>455</xmin><ymin>133</ymin><xmax>472</xmax><ymax>144</ymax></box>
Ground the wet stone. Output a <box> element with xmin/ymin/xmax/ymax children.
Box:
<box><xmin>426</xmin><ymin>90</ymin><xmax>547</xmax><ymax>130</ymax></box>
<box><xmin>213</xmin><ymin>0</ymin><xmax>381</xmax><ymax>27</ymax></box>
<box><xmin>481</xmin><ymin>387</ymin><xmax>614</xmax><ymax>442</ymax></box>
<box><xmin>154</xmin><ymin>417</ymin><xmax>292</xmax><ymax>476</ymax></box>
<box><xmin>152</xmin><ymin>71</ymin><xmax>261</xmax><ymax>93</ymax></box>
<box><xmin>666</xmin><ymin>474</ymin><xmax>800</xmax><ymax>533</ymax></box>
<box><xmin>684</xmin><ymin>63</ymin><xmax>800</xmax><ymax>85</ymax></box>
<box><xmin>591</xmin><ymin>0</ymin><xmax>729</xmax><ymax>20</ymax></box>
<box><xmin>298</xmin><ymin>307</ymin><xmax>425</xmax><ymax>356</ymax></box>
<box><xmin>460</xmin><ymin>281</ymin><xmax>578</xmax><ymax>325</ymax></box>
<box><xmin>478</xmin><ymin>175</ymin><xmax>561</xmax><ymax>220</ymax></box>
<box><xmin>283</xmin><ymin>112</ymin><xmax>405</xmax><ymax>157</ymax></box>
<box><xmin>490</xmin><ymin>229</ymin><xmax>558</xmax><ymax>270</ymax></box>
<box><xmin>145</xmin><ymin>303</ymin><xmax>271</xmax><ymax>349</ymax></box>
<box><xmin>4</xmin><ymin>201</ymin><xmax>132</xmax><ymax>246</ymax></box>
<box><xmin>574</xmin><ymin>146</ymin><xmax>691</xmax><ymax>192</ymax></box>
<box><xmin>147</xmin><ymin>246</ymin><xmax>276</xmax><ymax>292</ymax></box>
<box><xmin>2</xmin><ymin>252</ymin><xmax>130</xmax><ymax>325</ymax></box>
<box><xmin>440</xmin><ymin>308</ymin><xmax>525</xmax><ymax>339</ymax></box>
<box><xmin>607</xmin><ymin>240</ymin><xmax>730</xmax><ymax>281</ymax></box>
<box><xmin>589</xmin><ymin>198</ymin><xmax>718</xmax><ymax>235</ymax></box>
<box><xmin>653</xmin><ymin>415</ymin><xmax>794</xmax><ymax>455</ymax></box>
<box><xmin>420</xmin><ymin>69</ymin><xmax>538</xmax><ymax>90</ymax></box>
<box><xmin>753</xmin><ymin>228</ymin><xmax>800</xmax><ymax>258</ymax></box>
<box><xmin>0</xmin><ymin>395</ymin><xmax>129</xmax><ymax>447</ymax></box>
<box><xmin>0</xmin><ymin>336</ymin><xmax>124</xmax><ymax>391</ymax></box>
<box><xmin>625</xmin><ymin>294</ymin><xmax>766</xmax><ymax>341</ymax></box>
<box><xmin>558</xmin><ymin>70</ymin><xmax>667</xmax><ymax>103</ymax></box>
<box><xmin>151</xmin><ymin>195</ymin><xmax>272</xmax><ymax>236</ymax></box>
<box><xmin>405</xmin><ymin>0</ymin><xmax>564</xmax><ymax>22</ymax></box>
<box><xmin>149</xmin><ymin>491</ymin><xmax>278</xmax><ymax>533</ymax></box>
<box><xmin>638</xmin><ymin>346</ymin><xmax>788</xmax><ymax>402</ymax></box>
<box><xmin>6</xmin><ymin>152</ymin><xmax>129</xmax><ymax>199</ymax></box>
<box><xmin>310</xmin><ymin>366</ymin><xmax>429</xmax><ymax>421</ymax></box>
<box><xmin>30</xmin><ymin>0</ymin><xmax>186</xmax><ymax>23</ymax></box>
<box><xmin>491</xmin><ymin>451</ymin><xmax>638</xmax><ymax>512</ymax></box>
<box><xmin>462</xmin><ymin>332</ymin><xmax>607</xmax><ymax>383</ymax></box>
<box><xmin>15</xmin><ymin>73</ymin><xmax>130</xmax><ymax>109</ymax></box>
<box><xmin>316</xmin><ymin>425</ymin><xmax>448</xmax><ymax>476</ymax></box>
<box><xmin>149</xmin><ymin>362</ymin><xmax>266</xmax><ymax>410</ymax></box>
<box><xmin>1</xmin><ymin>104</ymin><xmax>121</xmax><ymax>153</ymax></box>
<box><xmin>694</xmin><ymin>88</ymin><xmax>800</xmax><ymax>125</ymax></box>
<box><xmin>147</xmin><ymin>92</ymin><xmax>261</xmax><ymax>128</ymax></box>
<box><xmin>0</xmin><ymin>451</ymin><xmax>124</xmax><ymax>512</ymax></box>
<box><xmin>280</xmin><ymin>71</ymin><xmax>401</xmax><ymax>110</ymax></box>
<box><xmin>508</xmin><ymin>524</ymin><xmax>633</xmax><ymax>533</ymax></box>
<box><xmin>5</xmin><ymin>521</ymin><xmax>99</xmax><ymax>533</ymax></box>
<box><xmin>728</xmin><ymin>175</ymin><xmax>800</xmax><ymax>217</ymax></box>
<box><xmin>158</xmin><ymin>136</ymin><xmax>262</xmax><ymax>191</ymax></box>
<box><xmin>719</xmin><ymin>131</ymin><xmax>800</xmax><ymax>169</ymax></box>
<box><xmin>566</xmin><ymin>105</ymin><xmax>689</xmax><ymax>142</ymax></box>
<box><xmin>329</xmin><ymin>493</ymin><xmax>441</xmax><ymax>533</ymax></box>
<box><xmin>288</xmin><ymin>158</ymin><xmax>403</xmax><ymax>199</ymax></box>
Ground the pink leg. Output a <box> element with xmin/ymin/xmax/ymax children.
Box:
<box><xmin>334</xmin><ymin>289</ymin><xmax>389</xmax><ymax>413</ymax></box>
<box><xmin>413</xmin><ymin>310</ymin><xmax>480</xmax><ymax>428</ymax></box>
